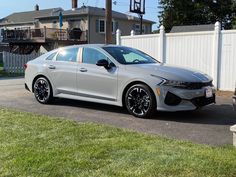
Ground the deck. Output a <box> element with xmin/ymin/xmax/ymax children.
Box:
<box><xmin>1</xmin><ymin>27</ymin><xmax>88</xmax><ymax>54</ymax></box>
<box><xmin>2</xmin><ymin>27</ymin><xmax>87</xmax><ymax>44</ymax></box>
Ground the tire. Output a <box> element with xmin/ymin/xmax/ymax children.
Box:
<box><xmin>125</xmin><ymin>84</ymin><xmax>156</xmax><ymax>118</ymax></box>
<box><xmin>33</xmin><ymin>77</ymin><xmax>53</xmax><ymax>104</ymax></box>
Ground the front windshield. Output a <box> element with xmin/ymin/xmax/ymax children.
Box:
<box><xmin>103</xmin><ymin>46</ymin><xmax>160</xmax><ymax>65</ymax></box>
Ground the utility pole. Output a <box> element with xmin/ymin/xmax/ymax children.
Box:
<box><xmin>105</xmin><ymin>0</ymin><xmax>112</xmax><ymax>44</ymax></box>
<box><xmin>140</xmin><ymin>14</ymin><xmax>143</xmax><ymax>34</ymax></box>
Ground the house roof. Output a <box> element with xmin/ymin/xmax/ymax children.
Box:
<box><xmin>170</xmin><ymin>24</ymin><xmax>215</xmax><ymax>33</ymax></box>
<box><xmin>0</xmin><ymin>6</ymin><xmax>155</xmax><ymax>26</ymax></box>
<box><xmin>0</xmin><ymin>8</ymin><xmax>63</xmax><ymax>25</ymax></box>
<box><xmin>65</xmin><ymin>6</ymin><xmax>155</xmax><ymax>24</ymax></box>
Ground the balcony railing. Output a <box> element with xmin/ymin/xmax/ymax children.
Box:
<box><xmin>2</xmin><ymin>27</ymin><xmax>87</xmax><ymax>42</ymax></box>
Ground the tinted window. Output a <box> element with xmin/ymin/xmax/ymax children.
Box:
<box><xmin>103</xmin><ymin>46</ymin><xmax>158</xmax><ymax>65</ymax></box>
<box><xmin>56</xmin><ymin>48</ymin><xmax>78</xmax><ymax>62</ymax></box>
<box><xmin>46</xmin><ymin>52</ymin><xmax>56</xmax><ymax>60</ymax></box>
<box><xmin>83</xmin><ymin>48</ymin><xmax>107</xmax><ymax>64</ymax></box>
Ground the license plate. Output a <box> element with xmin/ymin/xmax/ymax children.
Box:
<box><xmin>205</xmin><ymin>87</ymin><xmax>213</xmax><ymax>98</ymax></box>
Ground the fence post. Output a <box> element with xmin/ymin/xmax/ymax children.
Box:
<box><xmin>2</xmin><ymin>51</ymin><xmax>6</xmax><ymax>71</ymax></box>
<box><xmin>116</xmin><ymin>29</ymin><xmax>121</xmax><ymax>45</ymax></box>
<box><xmin>212</xmin><ymin>21</ymin><xmax>221</xmax><ymax>89</ymax></box>
<box><xmin>131</xmin><ymin>30</ymin><xmax>135</xmax><ymax>36</ymax></box>
<box><xmin>159</xmin><ymin>25</ymin><xmax>165</xmax><ymax>63</ymax></box>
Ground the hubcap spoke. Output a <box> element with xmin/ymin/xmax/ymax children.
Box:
<box><xmin>127</xmin><ymin>86</ymin><xmax>151</xmax><ymax>116</ymax></box>
<box><xmin>34</xmin><ymin>79</ymin><xmax>50</xmax><ymax>102</ymax></box>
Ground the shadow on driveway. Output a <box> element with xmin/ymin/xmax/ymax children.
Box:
<box><xmin>51</xmin><ymin>98</ymin><xmax>236</xmax><ymax>126</ymax></box>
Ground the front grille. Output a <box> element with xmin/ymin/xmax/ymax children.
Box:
<box><xmin>184</xmin><ymin>81</ymin><xmax>213</xmax><ymax>90</ymax></box>
<box><xmin>191</xmin><ymin>94</ymin><xmax>215</xmax><ymax>108</ymax></box>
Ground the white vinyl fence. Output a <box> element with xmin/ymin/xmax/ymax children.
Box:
<box><xmin>3</xmin><ymin>52</ymin><xmax>41</xmax><ymax>74</ymax></box>
<box><xmin>117</xmin><ymin>22</ymin><xmax>236</xmax><ymax>91</ymax></box>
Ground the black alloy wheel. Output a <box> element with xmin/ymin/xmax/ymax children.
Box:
<box><xmin>34</xmin><ymin>77</ymin><xmax>53</xmax><ymax>104</ymax></box>
<box><xmin>125</xmin><ymin>84</ymin><xmax>156</xmax><ymax>118</ymax></box>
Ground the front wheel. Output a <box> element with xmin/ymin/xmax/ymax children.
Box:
<box><xmin>125</xmin><ymin>84</ymin><xmax>156</xmax><ymax>118</ymax></box>
<box><xmin>33</xmin><ymin>77</ymin><xmax>53</xmax><ymax>104</ymax></box>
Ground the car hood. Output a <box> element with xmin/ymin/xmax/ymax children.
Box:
<box><xmin>125</xmin><ymin>63</ymin><xmax>212</xmax><ymax>83</ymax></box>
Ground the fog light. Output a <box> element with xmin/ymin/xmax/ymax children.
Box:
<box><xmin>164</xmin><ymin>92</ymin><xmax>182</xmax><ymax>106</ymax></box>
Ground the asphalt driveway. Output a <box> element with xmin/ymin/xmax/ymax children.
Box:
<box><xmin>0</xmin><ymin>77</ymin><xmax>235</xmax><ymax>145</ymax></box>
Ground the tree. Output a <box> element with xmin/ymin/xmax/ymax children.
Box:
<box><xmin>232</xmin><ymin>0</ymin><xmax>236</xmax><ymax>28</ymax></box>
<box><xmin>158</xmin><ymin>0</ymin><xmax>236</xmax><ymax>32</ymax></box>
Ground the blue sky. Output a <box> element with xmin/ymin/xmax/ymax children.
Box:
<box><xmin>0</xmin><ymin>0</ymin><xmax>159</xmax><ymax>30</ymax></box>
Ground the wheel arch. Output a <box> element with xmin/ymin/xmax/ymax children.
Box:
<box><xmin>32</xmin><ymin>75</ymin><xmax>52</xmax><ymax>93</ymax></box>
<box><xmin>121</xmin><ymin>80</ymin><xmax>155</xmax><ymax>107</ymax></box>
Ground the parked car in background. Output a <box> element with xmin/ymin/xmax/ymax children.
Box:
<box><xmin>233</xmin><ymin>83</ymin><xmax>236</xmax><ymax>110</ymax></box>
<box><xmin>25</xmin><ymin>44</ymin><xmax>216</xmax><ymax>118</ymax></box>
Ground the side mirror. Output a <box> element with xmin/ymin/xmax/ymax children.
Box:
<box><xmin>96</xmin><ymin>59</ymin><xmax>110</xmax><ymax>69</ymax></box>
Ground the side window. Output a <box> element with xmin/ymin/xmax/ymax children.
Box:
<box><xmin>56</xmin><ymin>48</ymin><xmax>79</xmax><ymax>62</ymax></box>
<box><xmin>98</xmin><ymin>19</ymin><xmax>115</xmax><ymax>33</ymax></box>
<box><xmin>46</xmin><ymin>52</ymin><xmax>57</xmax><ymax>60</ymax></box>
<box><xmin>99</xmin><ymin>20</ymin><xmax>105</xmax><ymax>33</ymax></box>
<box><xmin>83</xmin><ymin>48</ymin><xmax>107</xmax><ymax>65</ymax></box>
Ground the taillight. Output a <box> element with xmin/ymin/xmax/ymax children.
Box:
<box><xmin>24</xmin><ymin>64</ymin><xmax>27</xmax><ymax>69</ymax></box>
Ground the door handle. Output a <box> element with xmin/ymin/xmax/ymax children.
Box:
<box><xmin>48</xmin><ymin>65</ymin><xmax>56</xmax><ymax>69</ymax></box>
<box><xmin>79</xmin><ymin>68</ymin><xmax>88</xmax><ymax>72</ymax></box>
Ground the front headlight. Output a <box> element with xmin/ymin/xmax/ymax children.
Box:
<box><xmin>151</xmin><ymin>75</ymin><xmax>189</xmax><ymax>88</ymax></box>
<box><xmin>164</xmin><ymin>80</ymin><xmax>190</xmax><ymax>88</ymax></box>
<box><xmin>150</xmin><ymin>74</ymin><xmax>167</xmax><ymax>85</ymax></box>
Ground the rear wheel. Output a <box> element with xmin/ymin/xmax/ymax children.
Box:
<box><xmin>33</xmin><ymin>77</ymin><xmax>53</xmax><ymax>104</ymax></box>
<box><xmin>125</xmin><ymin>84</ymin><xmax>156</xmax><ymax>118</ymax></box>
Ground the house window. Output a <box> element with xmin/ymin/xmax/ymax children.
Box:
<box><xmin>98</xmin><ymin>19</ymin><xmax>116</xmax><ymax>33</ymax></box>
<box><xmin>52</xmin><ymin>21</ymin><xmax>58</xmax><ymax>29</ymax></box>
<box><xmin>134</xmin><ymin>24</ymin><xmax>146</xmax><ymax>34</ymax></box>
<box><xmin>35</xmin><ymin>20</ymin><xmax>40</xmax><ymax>28</ymax></box>
<box><xmin>99</xmin><ymin>20</ymin><xmax>105</xmax><ymax>33</ymax></box>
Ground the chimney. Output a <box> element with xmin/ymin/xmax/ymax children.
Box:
<box><xmin>35</xmin><ymin>4</ymin><xmax>39</xmax><ymax>11</ymax></box>
<box><xmin>72</xmin><ymin>0</ymin><xmax>78</xmax><ymax>10</ymax></box>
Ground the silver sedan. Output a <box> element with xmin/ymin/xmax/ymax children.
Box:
<box><xmin>25</xmin><ymin>44</ymin><xmax>216</xmax><ymax>118</ymax></box>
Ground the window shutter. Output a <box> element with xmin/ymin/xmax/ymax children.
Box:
<box><xmin>96</xmin><ymin>20</ymin><xmax>99</xmax><ymax>33</ymax></box>
<box><xmin>145</xmin><ymin>25</ymin><xmax>148</xmax><ymax>34</ymax></box>
<box><xmin>115</xmin><ymin>21</ymin><xmax>119</xmax><ymax>31</ymax></box>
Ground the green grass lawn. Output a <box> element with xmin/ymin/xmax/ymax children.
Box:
<box><xmin>0</xmin><ymin>108</ymin><xmax>236</xmax><ymax>177</ymax></box>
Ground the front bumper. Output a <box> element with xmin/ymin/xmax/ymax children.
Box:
<box><xmin>155</xmin><ymin>85</ymin><xmax>216</xmax><ymax>112</ymax></box>
<box><xmin>25</xmin><ymin>83</ymin><xmax>30</xmax><ymax>92</ymax></box>
<box><xmin>233</xmin><ymin>96</ymin><xmax>236</xmax><ymax>111</ymax></box>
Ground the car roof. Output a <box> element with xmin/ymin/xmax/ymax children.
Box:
<box><xmin>57</xmin><ymin>44</ymin><xmax>125</xmax><ymax>50</ymax></box>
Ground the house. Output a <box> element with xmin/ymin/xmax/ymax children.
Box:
<box><xmin>0</xmin><ymin>0</ymin><xmax>154</xmax><ymax>53</ymax></box>
<box><xmin>170</xmin><ymin>24</ymin><xmax>215</xmax><ymax>33</ymax></box>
